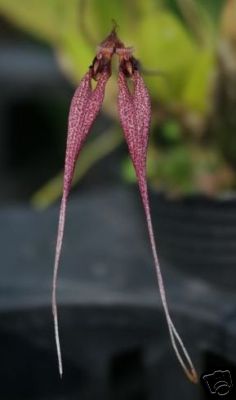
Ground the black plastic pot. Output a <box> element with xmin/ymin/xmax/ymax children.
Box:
<box><xmin>150</xmin><ymin>191</ymin><xmax>236</xmax><ymax>292</ymax></box>
<box><xmin>0</xmin><ymin>185</ymin><xmax>236</xmax><ymax>399</ymax></box>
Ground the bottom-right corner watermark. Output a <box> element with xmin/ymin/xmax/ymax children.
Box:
<box><xmin>201</xmin><ymin>369</ymin><xmax>233</xmax><ymax>397</ymax></box>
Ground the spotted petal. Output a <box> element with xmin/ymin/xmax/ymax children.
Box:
<box><xmin>53</xmin><ymin>69</ymin><xmax>110</xmax><ymax>377</ymax></box>
<box><xmin>118</xmin><ymin>70</ymin><xmax>198</xmax><ymax>384</ymax></box>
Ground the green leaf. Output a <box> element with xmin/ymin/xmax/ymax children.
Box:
<box><xmin>135</xmin><ymin>10</ymin><xmax>198</xmax><ymax>103</ymax></box>
<box><xmin>182</xmin><ymin>49</ymin><xmax>214</xmax><ymax>113</ymax></box>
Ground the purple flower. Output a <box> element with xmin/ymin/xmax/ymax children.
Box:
<box><xmin>53</xmin><ymin>28</ymin><xmax>198</xmax><ymax>383</ymax></box>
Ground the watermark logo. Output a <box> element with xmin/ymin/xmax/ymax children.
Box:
<box><xmin>201</xmin><ymin>369</ymin><xmax>233</xmax><ymax>397</ymax></box>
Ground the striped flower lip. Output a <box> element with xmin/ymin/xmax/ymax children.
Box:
<box><xmin>52</xmin><ymin>27</ymin><xmax>198</xmax><ymax>384</ymax></box>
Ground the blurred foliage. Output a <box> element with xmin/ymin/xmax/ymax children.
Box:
<box><xmin>0</xmin><ymin>0</ymin><xmax>216</xmax><ymax>113</ymax></box>
<box><xmin>31</xmin><ymin>127</ymin><xmax>122</xmax><ymax>209</ymax></box>
<box><xmin>1</xmin><ymin>0</ymin><xmax>236</xmax><ymax>199</ymax></box>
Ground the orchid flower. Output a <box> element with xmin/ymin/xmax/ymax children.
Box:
<box><xmin>52</xmin><ymin>28</ymin><xmax>198</xmax><ymax>384</ymax></box>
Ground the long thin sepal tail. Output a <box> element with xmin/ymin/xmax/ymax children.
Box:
<box><xmin>118</xmin><ymin>70</ymin><xmax>198</xmax><ymax>384</ymax></box>
<box><xmin>52</xmin><ymin>70</ymin><xmax>109</xmax><ymax>377</ymax></box>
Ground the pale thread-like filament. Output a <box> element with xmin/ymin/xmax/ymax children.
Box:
<box><xmin>140</xmin><ymin>177</ymin><xmax>198</xmax><ymax>384</ymax></box>
<box><xmin>52</xmin><ymin>194</ymin><xmax>67</xmax><ymax>377</ymax></box>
